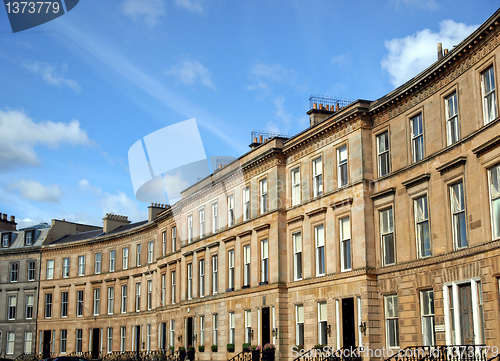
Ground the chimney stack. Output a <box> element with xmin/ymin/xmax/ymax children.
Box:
<box><xmin>102</xmin><ymin>213</ymin><xmax>131</xmax><ymax>233</ymax></box>
<box><xmin>0</xmin><ymin>212</ymin><xmax>17</xmax><ymax>231</ymax></box>
<box><xmin>437</xmin><ymin>43</ymin><xmax>443</xmax><ymax>60</ymax></box>
<box><xmin>148</xmin><ymin>203</ymin><xmax>168</xmax><ymax>222</ymax></box>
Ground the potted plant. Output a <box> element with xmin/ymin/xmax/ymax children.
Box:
<box><xmin>169</xmin><ymin>346</ymin><xmax>175</xmax><ymax>353</ymax></box>
<box><xmin>250</xmin><ymin>345</ymin><xmax>261</xmax><ymax>361</ymax></box>
<box><xmin>211</xmin><ymin>345</ymin><xmax>218</xmax><ymax>353</ymax></box>
<box><xmin>227</xmin><ymin>343</ymin><xmax>235</xmax><ymax>352</ymax></box>
<box><xmin>262</xmin><ymin>343</ymin><xmax>276</xmax><ymax>361</ymax></box>
<box><xmin>187</xmin><ymin>346</ymin><xmax>195</xmax><ymax>361</ymax></box>
<box><xmin>198</xmin><ymin>345</ymin><xmax>205</xmax><ymax>352</ymax></box>
<box><xmin>295</xmin><ymin>345</ymin><xmax>304</xmax><ymax>352</ymax></box>
<box><xmin>242</xmin><ymin>343</ymin><xmax>251</xmax><ymax>352</ymax></box>
<box><xmin>178</xmin><ymin>346</ymin><xmax>186</xmax><ymax>361</ymax></box>
<box><xmin>314</xmin><ymin>344</ymin><xmax>325</xmax><ymax>351</ymax></box>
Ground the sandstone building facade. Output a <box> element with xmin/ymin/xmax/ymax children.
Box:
<box><xmin>34</xmin><ymin>8</ymin><xmax>500</xmax><ymax>361</ymax></box>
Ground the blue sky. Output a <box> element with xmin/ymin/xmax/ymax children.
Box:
<box><xmin>0</xmin><ymin>0</ymin><xmax>498</xmax><ymax>228</ymax></box>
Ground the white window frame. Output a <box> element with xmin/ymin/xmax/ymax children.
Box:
<box><xmin>122</xmin><ymin>248</ymin><xmax>129</xmax><ymax>270</ymax></box>
<box><xmin>243</xmin><ymin>186</ymin><xmax>250</xmax><ymax>221</ymax></box>
<box><xmin>147</xmin><ymin>280</ymin><xmax>152</xmax><ymax>310</ymax></box>
<box><xmin>107</xmin><ymin>328</ymin><xmax>113</xmax><ymax>354</ymax></box>
<box><xmin>228</xmin><ymin>196</ymin><xmax>234</xmax><ymax>227</ymax></box>
<box><xmin>481</xmin><ymin>65</ymin><xmax>497</xmax><ymax>124</ymax></box>
<box><xmin>450</xmin><ymin>181</ymin><xmax>467</xmax><ymax>249</ymax></box>
<box><xmin>243</xmin><ymin>244</ymin><xmax>250</xmax><ymax>287</ymax></box>
<box><xmin>120</xmin><ymin>327</ymin><xmax>126</xmax><ymax>352</ymax></box>
<box><xmin>162</xmin><ymin>231</ymin><xmax>166</xmax><ymax>256</ymax></box>
<box><xmin>63</xmin><ymin>257</ymin><xmax>70</xmax><ymax>278</ymax></box>
<box><xmin>187</xmin><ymin>215</ymin><xmax>193</xmax><ymax>243</ymax></box>
<box><xmin>488</xmin><ymin>164</ymin><xmax>500</xmax><ymax>240</ymax></box>
<box><xmin>93</xmin><ymin>288</ymin><xmax>100</xmax><ymax>316</ymax></box>
<box><xmin>109</xmin><ymin>250</ymin><xmax>116</xmax><ymax>272</ymax></box>
<box><xmin>108</xmin><ymin>286</ymin><xmax>114</xmax><ymax>315</ymax></box>
<box><xmin>27</xmin><ymin>261</ymin><xmax>35</xmax><ymax>281</ymax></box>
<box><xmin>293</xmin><ymin>232</ymin><xmax>302</xmax><ymax>281</ymax></box>
<box><xmin>187</xmin><ymin>263</ymin><xmax>193</xmax><ymax>299</ymax></box>
<box><xmin>6</xmin><ymin>332</ymin><xmax>14</xmax><ymax>355</ymax></box>
<box><xmin>244</xmin><ymin>310</ymin><xmax>252</xmax><ymax>344</ymax></box>
<box><xmin>421</xmin><ymin>290</ymin><xmax>435</xmax><ymax>346</ymax></box>
<box><xmin>44</xmin><ymin>293</ymin><xmax>52</xmax><ymax>318</ymax></box>
<box><xmin>79</xmin><ymin>255</ymin><xmax>86</xmax><ymax>276</ymax></box>
<box><xmin>47</xmin><ymin>259</ymin><xmax>54</xmax><ymax>279</ymax></box>
<box><xmin>295</xmin><ymin>304</ymin><xmax>304</xmax><ymax>346</ymax></box>
<box><xmin>24</xmin><ymin>331</ymin><xmax>33</xmax><ymax>354</ymax></box>
<box><xmin>199</xmin><ymin>259</ymin><xmax>205</xmax><ymax>298</ymax></box>
<box><xmin>445</xmin><ymin>92</ymin><xmax>460</xmax><ymax>145</ymax></box>
<box><xmin>120</xmin><ymin>285</ymin><xmax>127</xmax><ymax>313</ymax></box>
<box><xmin>212</xmin><ymin>203</ymin><xmax>218</xmax><ymax>233</ymax></box>
<box><xmin>212</xmin><ymin>314</ymin><xmax>218</xmax><ymax>346</ymax></box>
<box><xmin>229</xmin><ymin>312</ymin><xmax>235</xmax><ymax>344</ymax></box>
<box><xmin>260</xmin><ymin>239</ymin><xmax>268</xmax><ymax>283</ymax></box>
<box><xmin>228</xmin><ymin>250</ymin><xmax>235</xmax><ymax>290</ymax></box>
<box><xmin>95</xmin><ymin>253</ymin><xmax>102</xmax><ymax>274</ymax></box>
<box><xmin>169</xmin><ymin>320</ymin><xmax>175</xmax><ymax>348</ymax></box>
<box><xmin>377</xmin><ymin>131</ymin><xmax>390</xmax><ymax>177</ymax></box>
<box><xmin>260</xmin><ymin>179</ymin><xmax>268</xmax><ymax>214</ymax></box>
<box><xmin>61</xmin><ymin>291</ymin><xmax>68</xmax><ymax>317</ymax></box>
<box><xmin>199</xmin><ymin>208</ymin><xmax>205</xmax><ymax>238</ymax></box>
<box><xmin>200</xmin><ymin>315</ymin><xmax>205</xmax><ymax>345</ymax></box>
<box><xmin>385</xmin><ymin>294</ymin><xmax>399</xmax><ymax>348</ymax></box>
<box><xmin>315</xmin><ymin>225</ymin><xmax>325</xmax><ymax>276</ymax></box>
<box><xmin>76</xmin><ymin>329</ymin><xmax>83</xmax><ymax>353</ymax></box>
<box><xmin>172</xmin><ymin>227</ymin><xmax>177</xmax><ymax>252</ymax></box>
<box><xmin>415</xmin><ymin>195</ymin><xmax>431</xmax><ymax>258</ymax></box>
<box><xmin>8</xmin><ymin>295</ymin><xmax>17</xmax><ymax>320</ymax></box>
<box><xmin>135</xmin><ymin>282</ymin><xmax>141</xmax><ymax>312</ymax></box>
<box><xmin>313</xmin><ymin>157</ymin><xmax>323</xmax><ymax>197</ymax></box>
<box><xmin>25</xmin><ymin>294</ymin><xmax>34</xmax><ymax>319</ymax></box>
<box><xmin>318</xmin><ymin>301</ymin><xmax>327</xmax><ymax>345</ymax></box>
<box><xmin>77</xmin><ymin>290</ymin><xmax>84</xmax><ymax>317</ymax></box>
<box><xmin>10</xmin><ymin>262</ymin><xmax>18</xmax><ymax>282</ymax></box>
<box><xmin>381</xmin><ymin>208</ymin><xmax>395</xmax><ymax>266</ymax></box>
<box><xmin>171</xmin><ymin>271</ymin><xmax>176</xmax><ymax>304</ymax></box>
<box><xmin>136</xmin><ymin>244</ymin><xmax>142</xmax><ymax>267</ymax></box>
<box><xmin>411</xmin><ymin>113</ymin><xmax>424</xmax><ymax>163</ymax></box>
<box><xmin>161</xmin><ymin>273</ymin><xmax>166</xmax><ymax>306</ymax></box>
<box><xmin>148</xmin><ymin>241</ymin><xmax>154</xmax><ymax>263</ymax></box>
<box><xmin>340</xmin><ymin>216</ymin><xmax>351</xmax><ymax>271</ymax></box>
<box><xmin>337</xmin><ymin>145</ymin><xmax>348</xmax><ymax>187</ymax></box>
<box><xmin>292</xmin><ymin>168</ymin><xmax>301</xmax><ymax>206</ymax></box>
<box><xmin>212</xmin><ymin>255</ymin><xmax>218</xmax><ymax>295</ymax></box>
<box><xmin>60</xmin><ymin>329</ymin><xmax>67</xmax><ymax>354</ymax></box>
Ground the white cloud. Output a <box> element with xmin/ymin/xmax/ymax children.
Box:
<box><xmin>174</xmin><ymin>0</ymin><xmax>203</xmax><ymax>14</ymax></box>
<box><xmin>330</xmin><ymin>53</ymin><xmax>350</xmax><ymax>67</ymax></box>
<box><xmin>6</xmin><ymin>179</ymin><xmax>62</xmax><ymax>203</ymax></box>
<box><xmin>381</xmin><ymin>20</ymin><xmax>478</xmax><ymax>87</ymax></box>
<box><xmin>247</xmin><ymin>63</ymin><xmax>297</xmax><ymax>92</ymax></box>
<box><xmin>266</xmin><ymin>96</ymin><xmax>308</xmax><ymax>134</ymax></box>
<box><xmin>122</xmin><ymin>0</ymin><xmax>166</xmax><ymax>26</ymax></box>
<box><xmin>0</xmin><ymin>109</ymin><xmax>92</xmax><ymax>169</ymax></box>
<box><xmin>23</xmin><ymin>61</ymin><xmax>81</xmax><ymax>92</ymax></box>
<box><xmin>165</xmin><ymin>59</ymin><xmax>215</xmax><ymax>89</ymax></box>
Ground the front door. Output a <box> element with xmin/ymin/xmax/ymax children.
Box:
<box><xmin>262</xmin><ymin>307</ymin><xmax>270</xmax><ymax>346</ymax></box>
<box><xmin>42</xmin><ymin>330</ymin><xmax>51</xmax><ymax>359</ymax></box>
<box><xmin>92</xmin><ymin>328</ymin><xmax>100</xmax><ymax>359</ymax></box>
<box><xmin>187</xmin><ymin>317</ymin><xmax>193</xmax><ymax>346</ymax></box>
<box><xmin>459</xmin><ymin>284</ymin><xmax>474</xmax><ymax>344</ymax></box>
<box><xmin>134</xmin><ymin>326</ymin><xmax>141</xmax><ymax>354</ymax></box>
<box><xmin>342</xmin><ymin>298</ymin><xmax>356</xmax><ymax>350</ymax></box>
<box><xmin>161</xmin><ymin>323</ymin><xmax>167</xmax><ymax>351</ymax></box>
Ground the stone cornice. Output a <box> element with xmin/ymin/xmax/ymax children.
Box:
<box><xmin>222</xmin><ymin>236</ymin><xmax>236</xmax><ymax>243</ymax></box>
<box><xmin>253</xmin><ymin>224</ymin><xmax>270</xmax><ymax>233</ymax></box>
<box><xmin>207</xmin><ymin>241</ymin><xmax>220</xmax><ymax>249</ymax></box>
<box><xmin>286</xmin><ymin>215</ymin><xmax>304</xmax><ymax>225</ymax></box>
<box><xmin>306</xmin><ymin>207</ymin><xmax>327</xmax><ymax>218</ymax></box>
<box><xmin>237</xmin><ymin>230</ymin><xmax>252</xmax><ymax>238</ymax></box>
<box><xmin>330</xmin><ymin>198</ymin><xmax>353</xmax><ymax>210</ymax></box>
<box><xmin>472</xmin><ymin>135</ymin><xmax>500</xmax><ymax>157</ymax></box>
<box><xmin>370</xmin><ymin>187</ymin><xmax>397</xmax><ymax>201</ymax></box>
<box><xmin>402</xmin><ymin>173</ymin><xmax>431</xmax><ymax>189</ymax></box>
<box><xmin>435</xmin><ymin>156</ymin><xmax>467</xmax><ymax>174</ymax></box>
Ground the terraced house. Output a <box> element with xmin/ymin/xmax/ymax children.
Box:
<box><xmin>35</xmin><ymin>8</ymin><xmax>500</xmax><ymax>361</ymax></box>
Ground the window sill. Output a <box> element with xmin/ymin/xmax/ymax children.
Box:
<box><xmin>259</xmin><ymin>281</ymin><xmax>268</xmax><ymax>286</ymax></box>
<box><xmin>242</xmin><ymin>285</ymin><xmax>250</xmax><ymax>289</ymax></box>
<box><xmin>226</xmin><ymin>288</ymin><xmax>234</xmax><ymax>292</ymax></box>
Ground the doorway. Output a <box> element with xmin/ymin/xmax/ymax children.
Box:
<box><xmin>262</xmin><ymin>307</ymin><xmax>270</xmax><ymax>346</ymax></box>
<box><xmin>187</xmin><ymin>317</ymin><xmax>193</xmax><ymax>346</ymax></box>
<box><xmin>42</xmin><ymin>330</ymin><xmax>51</xmax><ymax>359</ymax></box>
<box><xmin>161</xmin><ymin>323</ymin><xmax>167</xmax><ymax>351</ymax></box>
<box><xmin>91</xmin><ymin>328</ymin><xmax>100</xmax><ymax>359</ymax></box>
<box><xmin>342</xmin><ymin>298</ymin><xmax>356</xmax><ymax>349</ymax></box>
<box><xmin>459</xmin><ymin>284</ymin><xmax>474</xmax><ymax>344</ymax></box>
<box><xmin>134</xmin><ymin>326</ymin><xmax>141</xmax><ymax>354</ymax></box>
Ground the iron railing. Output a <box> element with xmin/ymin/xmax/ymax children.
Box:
<box><xmin>309</xmin><ymin>95</ymin><xmax>355</xmax><ymax>111</ymax></box>
<box><xmin>227</xmin><ymin>349</ymin><xmax>254</xmax><ymax>361</ymax></box>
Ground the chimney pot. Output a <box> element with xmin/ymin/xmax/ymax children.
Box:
<box><xmin>319</xmin><ymin>103</ymin><xmax>323</xmax><ymax>110</ymax></box>
<box><xmin>259</xmin><ymin>135</ymin><xmax>263</xmax><ymax>143</ymax></box>
<box><xmin>444</xmin><ymin>48</ymin><xmax>448</xmax><ymax>55</ymax></box>
<box><xmin>2</xmin><ymin>214</ymin><xmax>6</xmax><ymax>220</ymax></box>
<box><xmin>10</xmin><ymin>216</ymin><xmax>15</xmax><ymax>222</ymax></box>
<box><xmin>438</xmin><ymin>43</ymin><xmax>443</xmax><ymax>60</ymax></box>
<box><xmin>253</xmin><ymin>137</ymin><xmax>258</xmax><ymax>143</ymax></box>
<box><xmin>219</xmin><ymin>164</ymin><xmax>222</xmax><ymax>169</ymax></box>
<box><xmin>313</xmin><ymin>103</ymin><xmax>317</xmax><ymax>109</ymax></box>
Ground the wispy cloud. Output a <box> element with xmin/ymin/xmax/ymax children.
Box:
<box><xmin>0</xmin><ymin>109</ymin><xmax>92</xmax><ymax>169</ymax></box>
<box><xmin>23</xmin><ymin>61</ymin><xmax>81</xmax><ymax>92</ymax></box>
<box><xmin>122</xmin><ymin>0</ymin><xmax>166</xmax><ymax>26</ymax></box>
<box><xmin>6</xmin><ymin>179</ymin><xmax>62</xmax><ymax>203</ymax></box>
<box><xmin>174</xmin><ymin>0</ymin><xmax>204</xmax><ymax>14</ymax></box>
<box><xmin>388</xmin><ymin>0</ymin><xmax>439</xmax><ymax>11</ymax></box>
<box><xmin>266</xmin><ymin>96</ymin><xmax>307</xmax><ymax>134</ymax></box>
<box><xmin>330</xmin><ymin>53</ymin><xmax>350</xmax><ymax>67</ymax></box>
<box><xmin>381</xmin><ymin>20</ymin><xmax>478</xmax><ymax>87</ymax></box>
<box><xmin>165</xmin><ymin>59</ymin><xmax>215</xmax><ymax>89</ymax></box>
<box><xmin>56</xmin><ymin>20</ymin><xmax>246</xmax><ymax>154</ymax></box>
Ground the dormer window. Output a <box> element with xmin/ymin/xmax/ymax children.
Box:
<box><xmin>25</xmin><ymin>231</ymin><xmax>34</xmax><ymax>246</ymax></box>
<box><xmin>2</xmin><ymin>233</ymin><xmax>11</xmax><ymax>247</ymax></box>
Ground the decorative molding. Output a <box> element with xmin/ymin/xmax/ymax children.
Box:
<box><xmin>207</xmin><ymin>242</ymin><xmax>220</xmax><ymax>249</ymax></box>
<box><xmin>402</xmin><ymin>173</ymin><xmax>431</xmax><ymax>189</ymax></box>
<box><xmin>222</xmin><ymin>236</ymin><xmax>236</xmax><ymax>243</ymax></box>
<box><xmin>104</xmin><ymin>278</ymin><xmax>116</xmax><ymax>282</ymax></box>
<box><xmin>306</xmin><ymin>207</ymin><xmax>328</xmax><ymax>218</ymax></box>
<box><xmin>472</xmin><ymin>135</ymin><xmax>500</xmax><ymax>157</ymax></box>
<box><xmin>90</xmin><ymin>280</ymin><xmax>102</xmax><ymax>284</ymax></box>
<box><xmin>370</xmin><ymin>188</ymin><xmax>397</xmax><ymax>201</ymax></box>
<box><xmin>253</xmin><ymin>224</ymin><xmax>271</xmax><ymax>233</ymax></box>
<box><xmin>158</xmin><ymin>263</ymin><xmax>168</xmax><ymax>269</ymax></box>
<box><xmin>182</xmin><ymin>251</ymin><xmax>194</xmax><ymax>257</ymax></box>
<box><xmin>436</xmin><ymin>156</ymin><xmax>467</xmax><ymax>174</ymax></box>
<box><xmin>118</xmin><ymin>276</ymin><xmax>129</xmax><ymax>280</ymax></box>
<box><xmin>330</xmin><ymin>198</ymin><xmax>353</xmax><ymax>209</ymax></box>
<box><xmin>286</xmin><ymin>215</ymin><xmax>304</xmax><ymax>225</ymax></box>
<box><xmin>132</xmin><ymin>273</ymin><xmax>142</xmax><ymax>278</ymax></box>
<box><xmin>167</xmin><ymin>260</ymin><xmax>178</xmax><ymax>265</ymax></box>
<box><xmin>195</xmin><ymin>246</ymin><xmax>206</xmax><ymax>253</ymax></box>
<box><xmin>237</xmin><ymin>230</ymin><xmax>252</xmax><ymax>238</ymax></box>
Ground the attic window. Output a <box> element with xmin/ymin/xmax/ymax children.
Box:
<box><xmin>25</xmin><ymin>231</ymin><xmax>34</xmax><ymax>246</ymax></box>
<box><xmin>2</xmin><ymin>233</ymin><xmax>11</xmax><ymax>248</ymax></box>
